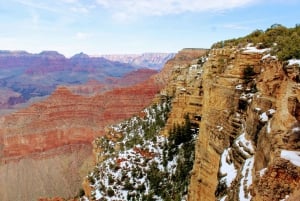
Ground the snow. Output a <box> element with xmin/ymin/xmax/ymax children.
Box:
<box><xmin>279</xmin><ymin>195</ymin><xmax>290</xmax><ymax>201</ymax></box>
<box><xmin>217</xmin><ymin>125</ymin><xmax>224</xmax><ymax>131</ymax></box>
<box><xmin>243</xmin><ymin>46</ymin><xmax>270</xmax><ymax>53</ymax></box>
<box><xmin>236</xmin><ymin>84</ymin><xmax>243</xmax><ymax>90</ymax></box>
<box><xmin>220</xmin><ymin>148</ymin><xmax>237</xmax><ymax>187</ymax></box>
<box><xmin>292</xmin><ymin>126</ymin><xmax>300</xmax><ymax>133</ymax></box>
<box><xmin>219</xmin><ymin>196</ymin><xmax>227</xmax><ymax>201</ymax></box>
<box><xmin>261</xmin><ymin>53</ymin><xmax>277</xmax><ymax>60</ymax></box>
<box><xmin>288</xmin><ymin>59</ymin><xmax>300</xmax><ymax>66</ymax></box>
<box><xmin>268</xmin><ymin>109</ymin><xmax>276</xmax><ymax>114</ymax></box>
<box><xmin>95</xmin><ymin>189</ymin><xmax>102</xmax><ymax>200</ymax></box>
<box><xmin>259</xmin><ymin>112</ymin><xmax>268</xmax><ymax>122</ymax></box>
<box><xmin>259</xmin><ymin>168</ymin><xmax>267</xmax><ymax>177</ymax></box>
<box><xmin>254</xmin><ymin>107</ymin><xmax>261</xmax><ymax>112</ymax></box>
<box><xmin>280</xmin><ymin>150</ymin><xmax>300</xmax><ymax>166</ymax></box>
<box><xmin>239</xmin><ymin>157</ymin><xmax>254</xmax><ymax>201</ymax></box>
<box><xmin>235</xmin><ymin>132</ymin><xmax>254</xmax><ymax>157</ymax></box>
<box><xmin>80</xmin><ymin>196</ymin><xmax>89</xmax><ymax>201</ymax></box>
<box><xmin>267</xmin><ymin>121</ymin><xmax>271</xmax><ymax>134</ymax></box>
<box><xmin>86</xmin><ymin>100</ymin><xmax>196</xmax><ymax>201</ymax></box>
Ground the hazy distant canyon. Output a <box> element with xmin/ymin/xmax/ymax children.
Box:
<box><xmin>0</xmin><ymin>51</ymin><xmax>174</xmax><ymax>114</ymax></box>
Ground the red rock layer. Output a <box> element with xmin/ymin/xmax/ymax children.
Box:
<box><xmin>0</xmin><ymin>79</ymin><xmax>161</xmax><ymax>160</ymax></box>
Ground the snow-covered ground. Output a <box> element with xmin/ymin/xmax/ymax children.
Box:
<box><xmin>220</xmin><ymin>148</ymin><xmax>237</xmax><ymax>187</ymax></box>
<box><xmin>239</xmin><ymin>157</ymin><xmax>254</xmax><ymax>201</ymax></box>
<box><xmin>83</xmin><ymin>100</ymin><xmax>198</xmax><ymax>201</ymax></box>
<box><xmin>281</xmin><ymin>150</ymin><xmax>300</xmax><ymax>167</ymax></box>
<box><xmin>288</xmin><ymin>59</ymin><xmax>300</xmax><ymax>66</ymax></box>
<box><xmin>243</xmin><ymin>44</ymin><xmax>270</xmax><ymax>53</ymax></box>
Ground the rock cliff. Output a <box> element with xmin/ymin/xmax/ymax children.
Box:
<box><xmin>185</xmin><ymin>45</ymin><xmax>300</xmax><ymax>201</ymax></box>
<box><xmin>76</xmin><ymin>31</ymin><xmax>300</xmax><ymax>201</ymax></box>
<box><xmin>79</xmin><ymin>48</ymin><xmax>208</xmax><ymax>201</ymax></box>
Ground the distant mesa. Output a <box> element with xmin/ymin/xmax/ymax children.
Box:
<box><xmin>70</xmin><ymin>52</ymin><xmax>90</xmax><ymax>59</ymax></box>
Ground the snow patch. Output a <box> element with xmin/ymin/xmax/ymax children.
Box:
<box><xmin>220</xmin><ymin>148</ymin><xmax>237</xmax><ymax>187</ymax></box>
<box><xmin>219</xmin><ymin>196</ymin><xmax>227</xmax><ymax>201</ymax></box>
<box><xmin>254</xmin><ymin>107</ymin><xmax>261</xmax><ymax>112</ymax></box>
<box><xmin>235</xmin><ymin>132</ymin><xmax>254</xmax><ymax>157</ymax></box>
<box><xmin>239</xmin><ymin>157</ymin><xmax>254</xmax><ymax>201</ymax></box>
<box><xmin>243</xmin><ymin>46</ymin><xmax>270</xmax><ymax>53</ymax></box>
<box><xmin>261</xmin><ymin>53</ymin><xmax>277</xmax><ymax>60</ymax></box>
<box><xmin>281</xmin><ymin>150</ymin><xmax>300</xmax><ymax>167</ymax></box>
<box><xmin>217</xmin><ymin>125</ymin><xmax>224</xmax><ymax>131</ymax></box>
<box><xmin>288</xmin><ymin>59</ymin><xmax>300</xmax><ymax>66</ymax></box>
<box><xmin>279</xmin><ymin>195</ymin><xmax>290</xmax><ymax>201</ymax></box>
<box><xmin>95</xmin><ymin>189</ymin><xmax>102</xmax><ymax>200</ymax></box>
<box><xmin>259</xmin><ymin>168</ymin><xmax>267</xmax><ymax>177</ymax></box>
<box><xmin>259</xmin><ymin>112</ymin><xmax>268</xmax><ymax>122</ymax></box>
<box><xmin>292</xmin><ymin>126</ymin><xmax>300</xmax><ymax>133</ymax></box>
<box><xmin>236</xmin><ymin>84</ymin><xmax>243</xmax><ymax>90</ymax></box>
<box><xmin>267</xmin><ymin>121</ymin><xmax>271</xmax><ymax>134</ymax></box>
<box><xmin>268</xmin><ymin>109</ymin><xmax>276</xmax><ymax>114</ymax></box>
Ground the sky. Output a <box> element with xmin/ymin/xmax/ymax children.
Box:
<box><xmin>0</xmin><ymin>0</ymin><xmax>299</xmax><ymax>57</ymax></box>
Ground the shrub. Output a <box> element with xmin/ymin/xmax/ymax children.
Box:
<box><xmin>107</xmin><ymin>187</ymin><xmax>115</xmax><ymax>197</ymax></box>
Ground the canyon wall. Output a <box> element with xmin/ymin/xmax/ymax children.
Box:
<box><xmin>186</xmin><ymin>46</ymin><xmax>300</xmax><ymax>201</ymax></box>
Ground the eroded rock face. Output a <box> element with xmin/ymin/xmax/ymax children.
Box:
<box><xmin>186</xmin><ymin>47</ymin><xmax>300</xmax><ymax>201</ymax></box>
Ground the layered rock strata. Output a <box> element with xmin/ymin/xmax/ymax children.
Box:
<box><xmin>187</xmin><ymin>46</ymin><xmax>300</xmax><ymax>201</ymax></box>
<box><xmin>0</xmin><ymin>69</ymin><xmax>163</xmax><ymax>201</ymax></box>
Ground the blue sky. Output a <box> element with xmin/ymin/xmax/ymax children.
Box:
<box><xmin>0</xmin><ymin>0</ymin><xmax>299</xmax><ymax>57</ymax></box>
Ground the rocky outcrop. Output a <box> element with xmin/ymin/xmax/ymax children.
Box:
<box><xmin>186</xmin><ymin>46</ymin><xmax>300</xmax><ymax>201</ymax></box>
<box><xmin>160</xmin><ymin>48</ymin><xmax>208</xmax><ymax>134</ymax></box>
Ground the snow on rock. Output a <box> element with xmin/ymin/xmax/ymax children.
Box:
<box><xmin>95</xmin><ymin>189</ymin><xmax>102</xmax><ymax>200</ymax></box>
<box><xmin>243</xmin><ymin>45</ymin><xmax>270</xmax><ymax>53</ymax></box>
<box><xmin>259</xmin><ymin>168</ymin><xmax>267</xmax><ymax>177</ymax></box>
<box><xmin>254</xmin><ymin>107</ymin><xmax>261</xmax><ymax>112</ymax></box>
<box><xmin>261</xmin><ymin>53</ymin><xmax>277</xmax><ymax>60</ymax></box>
<box><xmin>268</xmin><ymin>109</ymin><xmax>276</xmax><ymax>115</ymax></box>
<box><xmin>292</xmin><ymin>126</ymin><xmax>300</xmax><ymax>133</ymax></box>
<box><xmin>279</xmin><ymin>195</ymin><xmax>290</xmax><ymax>201</ymax></box>
<box><xmin>236</xmin><ymin>84</ymin><xmax>243</xmax><ymax>90</ymax></box>
<box><xmin>280</xmin><ymin>150</ymin><xmax>300</xmax><ymax>167</ymax></box>
<box><xmin>220</xmin><ymin>148</ymin><xmax>237</xmax><ymax>187</ymax></box>
<box><xmin>239</xmin><ymin>157</ymin><xmax>254</xmax><ymax>201</ymax></box>
<box><xmin>267</xmin><ymin>121</ymin><xmax>271</xmax><ymax>134</ymax></box>
<box><xmin>288</xmin><ymin>59</ymin><xmax>300</xmax><ymax>66</ymax></box>
<box><xmin>235</xmin><ymin>132</ymin><xmax>254</xmax><ymax>157</ymax></box>
<box><xmin>259</xmin><ymin>112</ymin><xmax>268</xmax><ymax>122</ymax></box>
<box><xmin>217</xmin><ymin>125</ymin><xmax>224</xmax><ymax>132</ymax></box>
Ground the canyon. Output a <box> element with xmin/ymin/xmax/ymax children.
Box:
<box><xmin>0</xmin><ymin>77</ymin><xmax>159</xmax><ymax>200</ymax></box>
<box><xmin>0</xmin><ymin>51</ymin><xmax>174</xmax><ymax>113</ymax></box>
<box><xmin>100</xmin><ymin>53</ymin><xmax>176</xmax><ymax>70</ymax></box>
<box><xmin>1</xmin><ymin>27</ymin><xmax>300</xmax><ymax>201</ymax></box>
<box><xmin>81</xmin><ymin>42</ymin><xmax>300</xmax><ymax>201</ymax></box>
<box><xmin>0</xmin><ymin>52</ymin><xmax>173</xmax><ymax>200</ymax></box>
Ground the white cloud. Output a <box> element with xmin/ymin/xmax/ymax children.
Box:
<box><xmin>70</xmin><ymin>6</ymin><xmax>89</xmax><ymax>13</ymax></box>
<box><xmin>74</xmin><ymin>32</ymin><xmax>92</xmax><ymax>40</ymax></box>
<box><xmin>62</xmin><ymin>0</ymin><xmax>78</xmax><ymax>3</ymax></box>
<box><xmin>96</xmin><ymin>0</ymin><xmax>259</xmax><ymax>20</ymax></box>
<box><xmin>222</xmin><ymin>24</ymin><xmax>250</xmax><ymax>30</ymax></box>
